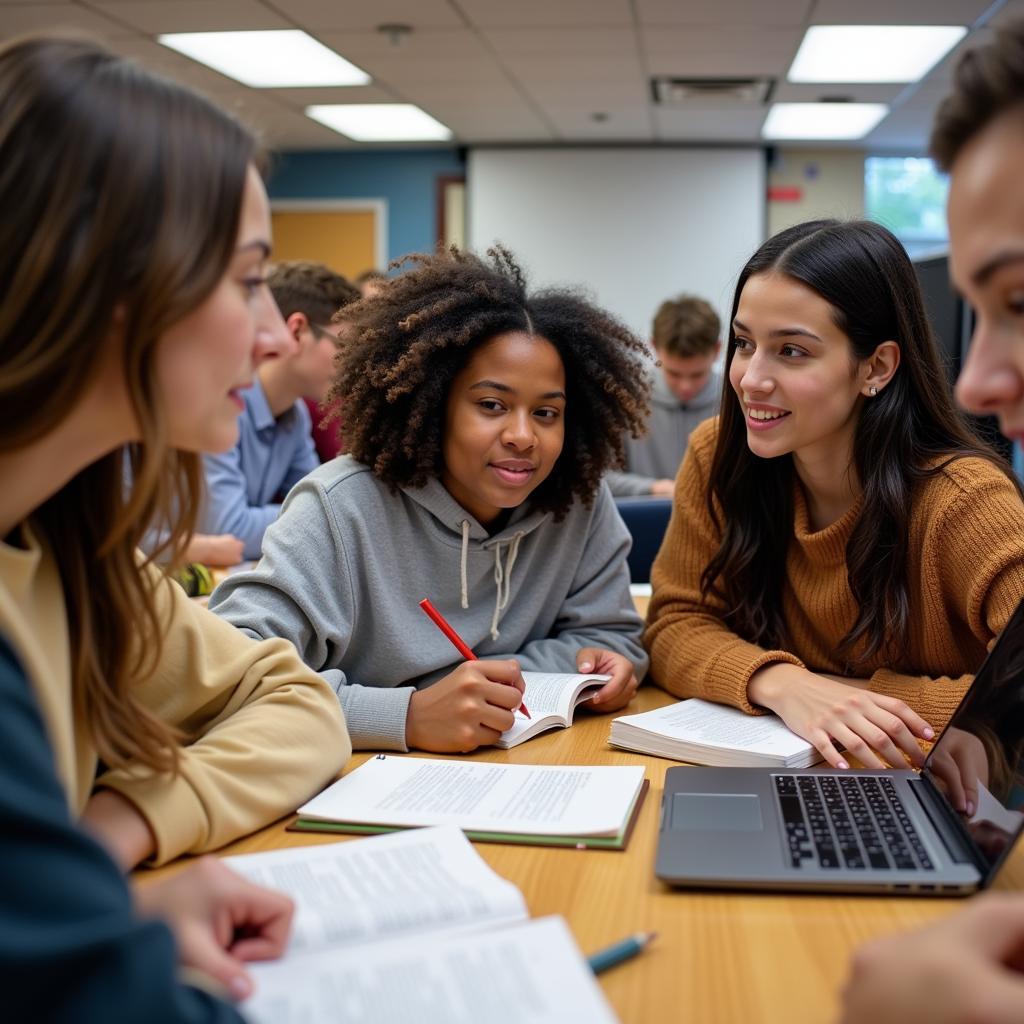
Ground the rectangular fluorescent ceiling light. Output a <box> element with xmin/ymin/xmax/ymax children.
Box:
<box><xmin>307</xmin><ymin>104</ymin><xmax>453</xmax><ymax>142</ymax></box>
<box><xmin>158</xmin><ymin>30</ymin><xmax>370</xmax><ymax>88</ymax></box>
<box><xmin>788</xmin><ymin>25</ymin><xmax>967</xmax><ymax>83</ymax></box>
<box><xmin>762</xmin><ymin>103</ymin><xmax>888</xmax><ymax>140</ymax></box>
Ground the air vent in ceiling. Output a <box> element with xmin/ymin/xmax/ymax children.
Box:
<box><xmin>651</xmin><ymin>76</ymin><xmax>774</xmax><ymax>107</ymax></box>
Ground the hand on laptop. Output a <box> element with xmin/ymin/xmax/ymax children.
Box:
<box><xmin>840</xmin><ymin>892</ymin><xmax>1024</xmax><ymax>1024</ymax></box>
<box><xmin>748</xmin><ymin>664</ymin><xmax>933</xmax><ymax>770</ymax></box>
<box><xmin>927</xmin><ymin>726</ymin><xmax>990</xmax><ymax>816</ymax></box>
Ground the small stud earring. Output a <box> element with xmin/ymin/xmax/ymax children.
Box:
<box><xmin>869</xmin><ymin>386</ymin><xmax>878</xmax><ymax>396</ymax></box>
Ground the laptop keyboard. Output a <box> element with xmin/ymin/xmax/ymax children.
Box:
<box><xmin>774</xmin><ymin>774</ymin><xmax>935</xmax><ymax>871</ymax></box>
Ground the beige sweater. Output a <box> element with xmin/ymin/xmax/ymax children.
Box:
<box><xmin>0</xmin><ymin>524</ymin><xmax>351</xmax><ymax>864</ymax></box>
<box><xmin>646</xmin><ymin>417</ymin><xmax>1024</xmax><ymax>732</ymax></box>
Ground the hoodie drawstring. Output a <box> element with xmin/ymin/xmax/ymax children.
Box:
<box><xmin>489</xmin><ymin>532</ymin><xmax>524</xmax><ymax>640</ymax></box>
<box><xmin>458</xmin><ymin>521</ymin><xmax>525</xmax><ymax>640</ymax></box>
<box><xmin>459</xmin><ymin>520</ymin><xmax>470</xmax><ymax>609</ymax></box>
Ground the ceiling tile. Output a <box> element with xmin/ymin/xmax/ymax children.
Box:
<box><xmin>499</xmin><ymin>53</ymin><xmax>645</xmax><ymax>84</ymax></box>
<box><xmin>436</xmin><ymin>105</ymin><xmax>555</xmax><ymax>140</ymax></box>
<box><xmin>646</xmin><ymin>52</ymin><xmax>791</xmax><ymax>79</ymax></box>
<box><xmin>478</xmin><ymin>28</ymin><xmax>636</xmax><ymax>56</ymax></box>
<box><xmin>89</xmin><ymin>1</ymin><xmax>289</xmax><ymax>34</ymax></box>
<box><xmin>636</xmin><ymin>0</ymin><xmax>813</xmax><ymax>28</ymax></box>
<box><xmin>652</xmin><ymin>107</ymin><xmax>768</xmax><ymax>141</ymax></box>
<box><xmin>544</xmin><ymin>106</ymin><xmax>653</xmax><ymax>140</ymax></box>
<box><xmin>641</xmin><ymin>25</ymin><xmax>800</xmax><ymax>60</ymax></box>
<box><xmin>0</xmin><ymin>3</ymin><xmax>133</xmax><ymax>39</ymax></box>
<box><xmin>811</xmin><ymin>0</ymin><xmax>992</xmax><ymax>25</ymax></box>
<box><xmin>771</xmin><ymin>83</ymin><xmax>905</xmax><ymax>103</ymax></box>
<box><xmin>522</xmin><ymin>80</ymin><xmax>650</xmax><ymax>107</ymax></box>
<box><xmin>455</xmin><ymin>0</ymin><xmax>633</xmax><ymax>29</ymax></box>
<box><xmin>863</xmin><ymin>109</ymin><xmax>930</xmax><ymax>152</ymax></box>
<box><xmin>279</xmin><ymin>0</ymin><xmax>463</xmax><ymax>31</ymax></box>
<box><xmin>317</xmin><ymin>28</ymin><xmax>487</xmax><ymax>61</ymax></box>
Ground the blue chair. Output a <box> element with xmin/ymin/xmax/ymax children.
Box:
<box><xmin>614</xmin><ymin>497</ymin><xmax>673</xmax><ymax>584</ymax></box>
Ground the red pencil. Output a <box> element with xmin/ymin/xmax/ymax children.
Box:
<box><xmin>418</xmin><ymin>597</ymin><xmax>531</xmax><ymax>719</ymax></box>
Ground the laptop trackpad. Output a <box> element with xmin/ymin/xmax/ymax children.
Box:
<box><xmin>671</xmin><ymin>793</ymin><xmax>764</xmax><ymax>831</ymax></box>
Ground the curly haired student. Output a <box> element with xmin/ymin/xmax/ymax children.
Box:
<box><xmin>211</xmin><ymin>246</ymin><xmax>652</xmax><ymax>752</ymax></box>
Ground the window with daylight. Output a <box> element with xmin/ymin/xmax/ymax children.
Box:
<box><xmin>864</xmin><ymin>156</ymin><xmax>949</xmax><ymax>258</ymax></box>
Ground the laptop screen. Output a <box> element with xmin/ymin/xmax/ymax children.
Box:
<box><xmin>922</xmin><ymin>597</ymin><xmax>1024</xmax><ymax>880</ymax></box>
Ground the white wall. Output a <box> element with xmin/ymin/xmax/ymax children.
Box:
<box><xmin>767</xmin><ymin>148</ymin><xmax>865</xmax><ymax>237</ymax></box>
<box><xmin>467</xmin><ymin>148</ymin><xmax>765</xmax><ymax>339</ymax></box>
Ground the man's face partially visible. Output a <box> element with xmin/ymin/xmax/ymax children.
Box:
<box><xmin>656</xmin><ymin>342</ymin><xmax>720</xmax><ymax>403</ymax></box>
<box><xmin>949</xmin><ymin>109</ymin><xmax>1024</xmax><ymax>444</ymax></box>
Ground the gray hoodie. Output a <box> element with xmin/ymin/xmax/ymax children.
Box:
<box><xmin>606</xmin><ymin>368</ymin><xmax>721</xmax><ymax>496</ymax></box>
<box><xmin>209</xmin><ymin>456</ymin><xmax>648</xmax><ymax>751</ymax></box>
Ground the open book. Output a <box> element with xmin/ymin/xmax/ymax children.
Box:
<box><xmin>292</xmin><ymin>755</ymin><xmax>648</xmax><ymax>850</ymax></box>
<box><xmin>499</xmin><ymin>671</ymin><xmax>611</xmax><ymax>748</ymax></box>
<box><xmin>609</xmin><ymin>698</ymin><xmax>823</xmax><ymax>768</ymax></box>
<box><xmin>226</xmin><ymin>826</ymin><xmax>617</xmax><ymax>1023</ymax></box>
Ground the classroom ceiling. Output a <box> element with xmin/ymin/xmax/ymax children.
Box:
<box><xmin>0</xmin><ymin>0</ymin><xmax>1021</xmax><ymax>152</ymax></box>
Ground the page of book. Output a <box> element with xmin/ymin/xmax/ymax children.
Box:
<box><xmin>223</xmin><ymin>825</ymin><xmax>526</xmax><ymax>954</ymax></box>
<box><xmin>243</xmin><ymin>915</ymin><xmax>619</xmax><ymax>1024</ymax></box>
<box><xmin>498</xmin><ymin>672</ymin><xmax>610</xmax><ymax>747</ymax></box>
<box><xmin>611</xmin><ymin>698</ymin><xmax>818</xmax><ymax>764</ymax></box>
<box><xmin>298</xmin><ymin>757</ymin><xmax>646</xmax><ymax>837</ymax></box>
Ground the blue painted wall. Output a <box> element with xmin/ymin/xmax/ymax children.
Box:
<box><xmin>266</xmin><ymin>149</ymin><xmax>465</xmax><ymax>265</ymax></box>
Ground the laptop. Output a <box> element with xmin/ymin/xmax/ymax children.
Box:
<box><xmin>656</xmin><ymin>598</ymin><xmax>1024</xmax><ymax>894</ymax></box>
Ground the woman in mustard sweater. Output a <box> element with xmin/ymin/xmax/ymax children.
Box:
<box><xmin>646</xmin><ymin>219</ymin><xmax>1024</xmax><ymax>773</ymax></box>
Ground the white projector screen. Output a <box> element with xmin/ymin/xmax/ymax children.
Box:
<box><xmin>467</xmin><ymin>148</ymin><xmax>765</xmax><ymax>339</ymax></box>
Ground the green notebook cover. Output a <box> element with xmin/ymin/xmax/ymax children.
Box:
<box><xmin>287</xmin><ymin>778</ymin><xmax>649</xmax><ymax>851</ymax></box>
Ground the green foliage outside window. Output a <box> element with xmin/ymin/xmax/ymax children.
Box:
<box><xmin>865</xmin><ymin>156</ymin><xmax>949</xmax><ymax>257</ymax></box>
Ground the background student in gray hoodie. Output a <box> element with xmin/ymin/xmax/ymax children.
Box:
<box><xmin>210</xmin><ymin>245</ymin><xmax>652</xmax><ymax>753</ymax></box>
<box><xmin>606</xmin><ymin>294</ymin><xmax>722</xmax><ymax>497</ymax></box>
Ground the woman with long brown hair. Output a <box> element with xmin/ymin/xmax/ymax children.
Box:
<box><xmin>646</xmin><ymin>219</ymin><xmax>1024</xmax><ymax>773</ymax></box>
<box><xmin>0</xmin><ymin>33</ymin><xmax>348</xmax><ymax>1016</ymax></box>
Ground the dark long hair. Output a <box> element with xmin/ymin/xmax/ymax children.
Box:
<box><xmin>701</xmin><ymin>219</ymin><xmax>1019</xmax><ymax>669</ymax></box>
<box><xmin>0</xmin><ymin>35</ymin><xmax>257</xmax><ymax>772</ymax></box>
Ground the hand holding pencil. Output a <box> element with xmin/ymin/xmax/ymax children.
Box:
<box><xmin>404</xmin><ymin>601</ymin><xmax>530</xmax><ymax>753</ymax></box>
<box><xmin>417</xmin><ymin>598</ymin><xmax>532</xmax><ymax>716</ymax></box>
<box><xmin>419</xmin><ymin>598</ymin><xmax>531</xmax><ymax>719</ymax></box>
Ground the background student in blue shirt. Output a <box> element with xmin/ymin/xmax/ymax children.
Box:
<box><xmin>200</xmin><ymin>261</ymin><xmax>360</xmax><ymax>559</ymax></box>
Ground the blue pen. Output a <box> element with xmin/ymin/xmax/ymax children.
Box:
<box><xmin>587</xmin><ymin>931</ymin><xmax>657</xmax><ymax>974</ymax></box>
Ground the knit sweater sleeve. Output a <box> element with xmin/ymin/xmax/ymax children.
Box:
<box><xmin>644</xmin><ymin>418</ymin><xmax>803</xmax><ymax>712</ymax></box>
<box><xmin>867</xmin><ymin>465</ymin><xmax>1024</xmax><ymax>732</ymax></box>
<box><xmin>97</xmin><ymin>565</ymin><xmax>351</xmax><ymax>865</ymax></box>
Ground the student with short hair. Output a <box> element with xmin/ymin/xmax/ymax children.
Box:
<box><xmin>355</xmin><ymin>267</ymin><xmax>388</xmax><ymax>298</ymax></box>
<box><xmin>646</xmin><ymin>218</ymin><xmax>1024</xmax><ymax>771</ymax></box>
<box><xmin>841</xmin><ymin>19</ymin><xmax>1024</xmax><ymax>1023</ymax></box>
<box><xmin>211</xmin><ymin>246</ymin><xmax>651</xmax><ymax>752</ymax></box>
<box><xmin>200</xmin><ymin>260</ymin><xmax>360</xmax><ymax>558</ymax></box>
<box><xmin>606</xmin><ymin>294</ymin><xmax>722</xmax><ymax>497</ymax></box>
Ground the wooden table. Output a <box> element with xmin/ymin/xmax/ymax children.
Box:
<box><xmin>141</xmin><ymin>683</ymin><xmax>1024</xmax><ymax>1024</ymax></box>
